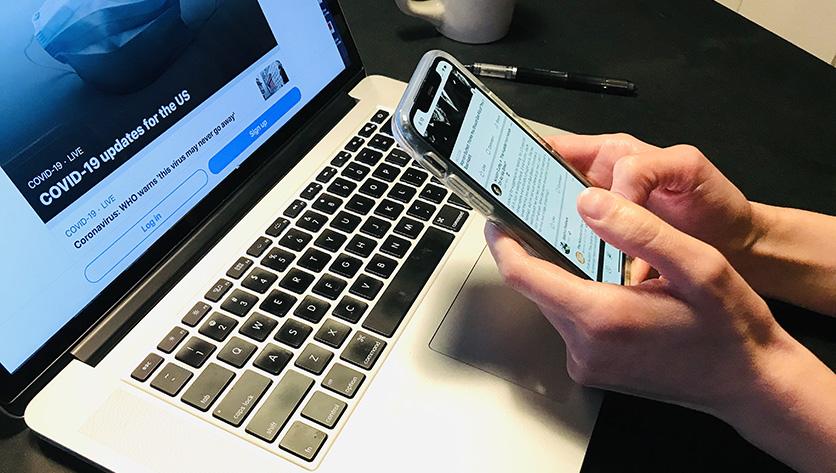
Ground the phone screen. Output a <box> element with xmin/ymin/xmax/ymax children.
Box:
<box><xmin>411</xmin><ymin>58</ymin><xmax>623</xmax><ymax>283</ymax></box>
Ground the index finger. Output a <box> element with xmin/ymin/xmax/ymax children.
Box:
<box><xmin>544</xmin><ymin>133</ymin><xmax>658</xmax><ymax>188</ymax></box>
<box><xmin>484</xmin><ymin>222</ymin><xmax>601</xmax><ymax>317</ymax></box>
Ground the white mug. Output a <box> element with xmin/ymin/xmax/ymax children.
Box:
<box><xmin>395</xmin><ymin>0</ymin><xmax>516</xmax><ymax>44</ymax></box>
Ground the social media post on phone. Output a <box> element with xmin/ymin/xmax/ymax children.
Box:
<box><xmin>0</xmin><ymin>0</ymin><xmax>348</xmax><ymax>372</ymax></box>
<box><xmin>415</xmin><ymin>60</ymin><xmax>623</xmax><ymax>283</ymax></box>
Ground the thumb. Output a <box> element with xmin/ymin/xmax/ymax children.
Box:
<box><xmin>577</xmin><ymin>187</ymin><xmax>721</xmax><ymax>293</ymax></box>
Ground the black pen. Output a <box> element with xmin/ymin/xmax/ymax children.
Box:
<box><xmin>465</xmin><ymin>62</ymin><xmax>637</xmax><ymax>96</ymax></box>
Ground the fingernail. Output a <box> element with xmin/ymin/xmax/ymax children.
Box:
<box><xmin>578</xmin><ymin>188</ymin><xmax>615</xmax><ymax>220</ymax></box>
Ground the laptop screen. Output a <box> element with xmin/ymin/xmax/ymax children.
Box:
<box><xmin>0</xmin><ymin>0</ymin><xmax>350</xmax><ymax>373</ymax></box>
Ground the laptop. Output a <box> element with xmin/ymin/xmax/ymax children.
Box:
<box><xmin>1</xmin><ymin>1</ymin><xmax>601</xmax><ymax>471</ymax></box>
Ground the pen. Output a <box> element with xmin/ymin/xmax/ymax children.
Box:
<box><xmin>465</xmin><ymin>62</ymin><xmax>637</xmax><ymax>96</ymax></box>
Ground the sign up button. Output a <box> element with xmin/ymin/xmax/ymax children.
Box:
<box><xmin>208</xmin><ymin>86</ymin><xmax>302</xmax><ymax>175</ymax></box>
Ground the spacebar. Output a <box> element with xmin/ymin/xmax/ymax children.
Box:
<box><xmin>362</xmin><ymin>227</ymin><xmax>454</xmax><ymax>337</ymax></box>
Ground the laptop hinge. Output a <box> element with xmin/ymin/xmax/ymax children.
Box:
<box><xmin>70</xmin><ymin>70</ymin><xmax>365</xmax><ymax>367</ymax></box>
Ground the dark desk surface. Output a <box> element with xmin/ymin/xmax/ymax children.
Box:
<box><xmin>3</xmin><ymin>1</ymin><xmax>834</xmax><ymax>472</ymax></box>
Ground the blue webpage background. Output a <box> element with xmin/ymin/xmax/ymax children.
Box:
<box><xmin>0</xmin><ymin>0</ymin><xmax>347</xmax><ymax>372</ymax></box>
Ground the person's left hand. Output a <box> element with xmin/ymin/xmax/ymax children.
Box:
<box><xmin>484</xmin><ymin>187</ymin><xmax>795</xmax><ymax>414</ymax></box>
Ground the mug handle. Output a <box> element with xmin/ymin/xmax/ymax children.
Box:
<box><xmin>394</xmin><ymin>0</ymin><xmax>444</xmax><ymax>26</ymax></box>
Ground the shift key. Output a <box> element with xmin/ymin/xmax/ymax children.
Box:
<box><xmin>213</xmin><ymin>370</ymin><xmax>271</xmax><ymax>427</ymax></box>
<box><xmin>246</xmin><ymin>370</ymin><xmax>313</xmax><ymax>442</ymax></box>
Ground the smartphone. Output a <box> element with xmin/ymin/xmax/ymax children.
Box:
<box><xmin>393</xmin><ymin>50</ymin><xmax>628</xmax><ymax>284</ymax></box>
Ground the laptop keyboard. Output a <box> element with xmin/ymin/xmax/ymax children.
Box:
<box><xmin>129</xmin><ymin>109</ymin><xmax>472</xmax><ymax>465</ymax></box>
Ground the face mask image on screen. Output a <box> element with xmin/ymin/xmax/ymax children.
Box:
<box><xmin>2</xmin><ymin>0</ymin><xmax>276</xmax><ymax>223</ymax></box>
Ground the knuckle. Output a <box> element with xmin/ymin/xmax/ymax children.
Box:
<box><xmin>498</xmin><ymin>260</ymin><xmax>528</xmax><ymax>292</ymax></box>
<box><xmin>672</xmin><ymin>144</ymin><xmax>707</xmax><ymax>168</ymax></box>
<box><xmin>693</xmin><ymin>247</ymin><xmax>732</xmax><ymax>288</ymax></box>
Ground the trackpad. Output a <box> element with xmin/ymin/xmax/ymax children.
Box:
<box><xmin>430</xmin><ymin>248</ymin><xmax>577</xmax><ymax>403</ymax></box>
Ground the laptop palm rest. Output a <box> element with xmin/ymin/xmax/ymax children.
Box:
<box><xmin>430</xmin><ymin>247</ymin><xmax>578</xmax><ymax>403</ymax></box>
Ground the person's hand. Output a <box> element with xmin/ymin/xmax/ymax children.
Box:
<box><xmin>544</xmin><ymin>134</ymin><xmax>761</xmax><ymax>278</ymax></box>
<box><xmin>485</xmin><ymin>188</ymin><xmax>788</xmax><ymax>411</ymax></box>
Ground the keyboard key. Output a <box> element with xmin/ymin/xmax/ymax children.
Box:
<box><xmin>359</xmin><ymin>216</ymin><xmax>391</xmax><ymax>239</ymax></box>
<box><xmin>330</xmin><ymin>211</ymin><xmax>361</xmax><ymax>233</ymax></box>
<box><xmin>176</xmin><ymin>337</ymin><xmax>217</xmax><ymax>368</ymax></box>
<box><xmin>217</xmin><ymin>336</ymin><xmax>257</xmax><ymax>368</ymax></box>
<box><xmin>315</xmin><ymin>166</ymin><xmax>338</xmax><ymax>183</ymax></box>
<box><xmin>297</xmin><ymin>210</ymin><xmax>329</xmax><ymax>233</ymax></box>
<box><xmin>253</xmin><ymin>343</ymin><xmax>293</xmax><ymax>375</ymax></box>
<box><xmin>260</xmin><ymin>289</ymin><xmax>297</xmax><ymax>317</ymax></box>
<box><xmin>283</xmin><ymin>199</ymin><xmax>307</xmax><ymax>218</ymax></box>
<box><xmin>394</xmin><ymin>217</ymin><xmax>423</xmax><ymax>239</ymax></box>
<box><xmin>181</xmin><ymin>363</ymin><xmax>235</xmax><ymax>412</ymax></box>
<box><xmin>151</xmin><ymin>363</ymin><xmax>193</xmax><ymax>396</ymax></box>
<box><xmin>279</xmin><ymin>228</ymin><xmax>313</xmax><ymax>252</ymax></box>
<box><xmin>345</xmin><ymin>234</ymin><xmax>377</xmax><ymax>258</ymax></box>
<box><xmin>326</xmin><ymin>177</ymin><xmax>356</xmax><ymax>198</ymax></box>
<box><xmin>279</xmin><ymin>268</ymin><xmax>315</xmax><ymax>294</ymax></box>
<box><xmin>226</xmin><ymin>256</ymin><xmax>254</xmax><ymax>279</ymax></box>
<box><xmin>331</xmin><ymin>150</ymin><xmax>351</xmax><ymax>167</ymax></box>
<box><xmin>345</xmin><ymin>136</ymin><xmax>364</xmax><ymax>152</ymax></box>
<box><xmin>330</xmin><ymin>253</ymin><xmax>363</xmax><ymax>279</ymax></box>
<box><xmin>314</xmin><ymin>229</ymin><xmax>347</xmax><ymax>253</ymax></box>
<box><xmin>341</xmin><ymin>331</ymin><xmax>386</xmax><ymax>370</ymax></box>
<box><xmin>342</xmin><ymin>162</ymin><xmax>370</xmax><ymax>181</ymax></box>
<box><xmin>387</xmin><ymin>182</ymin><xmax>416</xmax><ymax>203</ymax></box>
<box><xmin>315</xmin><ymin>319</ymin><xmax>352</xmax><ymax>348</ymax></box>
<box><xmin>246</xmin><ymin>371</ymin><xmax>314</xmax><ymax>442</ymax></box>
<box><xmin>358</xmin><ymin>177</ymin><xmax>388</xmax><ymax>198</ymax></box>
<box><xmin>312</xmin><ymin>274</ymin><xmax>347</xmax><ymax>300</ymax></box>
<box><xmin>407</xmin><ymin>200</ymin><xmax>437</xmax><ymax>221</ymax></box>
<box><xmin>213</xmin><ymin>370</ymin><xmax>272</xmax><ymax>427</ymax></box>
<box><xmin>373</xmin><ymin>163</ymin><xmax>400</xmax><ymax>182</ymax></box>
<box><xmin>131</xmin><ymin>353</ymin><xmax>163</xmax><ymax>382</ymax></box>
<box><xmin>241</xmin><ymin>268</ymin><xmax>278</xmax><ymax>294</ymax></box>
<box><xmin>363</xmin><ymin>227</ymin><xmax>454</xmax><ymax>337</ymax></box>
<box><xmin>420</xmin><ymin>184</ymin><xmax>448</xmax><ymax>204</ymax></box>
<box><xmin>366</xmin><ymin>254</ymin><xmax>398</xmax><ymax>279</ymax></box>
<box><xmin>157</xmin><ymin>327</ymin><xmax>188</xmax><ymax>354</ymax></box>
<box><xmin>205</xmin><ymin>278</ymin><xmax>233</xmax><ymax>302</ymax></box>
<box><xmin>433</xmin><ymin>204</ymin><xmax>469</xmax><ymax>232</ymax></box>
<box><xmin>295</xmin><ymin>344</ymin><xmax>334</xmax><ymax>375</ymax></box>
<box><xmin>199</xmin><ymin>312</ymin><xmax>238</xmax><ymax>342</ymax></box>
<box><xmin>266</xmin><ymin>217</ymin><xmax>291</xmax><ymax>237</ymax></box>
<box><xmin>355</xmin><ymin>148</ymin><xmax>383</xmax><ymax>166</ymax></box>
<box><xmin>370</xmin><ymin>109</ymin><xmax>389</xmax><ymax>124</ymax></box>
<box><xmin>380</xmin><ymin>235</ymin><xmax>411</xmax><ymax>258</ymax></box>
<box><xmin>182</xmin><ymin>301</ymin><xmax>212</xmax><ymax>327</ymax></box>
<box><xmin>333</xmin><ymin>296</ymin><xmax>368</xmax><ymax>323</ymax></box>
<box><xmin>312</xmin><ymin>193</ymin><xmax>343</xmax><ymax>215</ymax></box>
<box><xmin>299</xmin><ymin>182</ymin><xmax>323</xmax><ymax>201</ymax></box>
<box><xmin>401</xmin><ymin>167</ymin><xmax>428</xmax><ymax>187</ymax></box>
<box><xmin>380</xmin><ymin>117</ymin><xmax>393</xmax><ymax>136</ymax></box>
<box><xmin>322</xmin><ymin>363</ymin><xmax>366</xmax><ymax>399</ymax></box>
<box><xmin>246</xmin><ymin>236</ymin><xmax>273</xmax><ymax>257</ymax></box>
<box><xmin>368</xmin><ymin>133</ymin><xmax>395</xmax><ymax>151</ymax></box>
<box><xmin>275</xmin><ymin>318</ymin><xmax>312</xmax><ymax>348</ymax></box>
<box><xmin>349</xmin><ymin>274</ymin><xmax>384</xmax><ymax>300</ymax></box>
<box><xmin>302</xmin><ymin>391</ymin><xmax>347</xmax><ymax>429</ymax></box>
<box><xmin>239</xmin><ymin>312</ymin><xmax>278</xmax><ymax>342</ymax></box>
<box><xmin>293</xmin><ymin>295</ymin><xmax>330</xmax><ymax>324</ymax></box>
<box><xmin>448</xmin><ymin>192</ymin><xmax>473</xmax><ymax>209</ymax></box>
<box><xmin>262</xmin><ymin>247</ymin><xmax>295</xmax><ymax>272</ymax></box>
<box><xmin>220</xmin><ymin>288</ymin><xmax>259</xmax><ymax>316</ymax></box>
<box><xmin>298</xmin><ymin>248</ymin><xmax>332</xmax><ymax>273</ymax></box>
<box><xmin>386</xmin><ymin>148</ymin><xmax>410</xmax><ymax>167</ymax></box>
<box><xmin>358</xmin><ymin>122</ymin><xmax>377</xmax><ymax>138</ymax></box>
<box><xmin>280</xmin><ymin>421</ymin><xmax>327</xmax><ymax>462</ymax></box>
<box><xmin>344</xmin><ymin>194</ymin><xmax>375</xmax><ymax>215</ymax></box>
<box><xmin>374</xmin><ymin>199</ymin><xmax>404</xmax><ymax>221</ymax></box>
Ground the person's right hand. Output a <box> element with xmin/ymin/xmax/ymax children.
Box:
<box><xmin>544</xmin><ymin>134</ymin><xmax>761</xmax><ymax>278</ymax></box>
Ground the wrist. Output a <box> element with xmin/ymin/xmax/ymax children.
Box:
<box><xmin>713</xmin><ymin>331</ymin><xmax>836</xmax><ymax>473</ymax></box>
